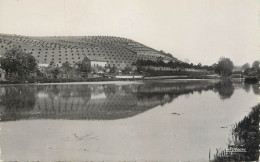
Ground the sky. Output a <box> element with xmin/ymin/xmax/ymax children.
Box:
<box><xmin>0</xmin><ymin>0</ymin><xmax>259</xmax><ymax>66</ymax></box>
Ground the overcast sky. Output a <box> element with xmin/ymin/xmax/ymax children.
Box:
<box><xmin>0</xmin><ymin>0</ymin><xmax>259</xmax><ymax>65</ymax></box>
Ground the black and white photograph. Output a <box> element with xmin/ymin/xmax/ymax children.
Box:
<box><xmin>0</xmin><ymin>0</ymin><xmax>259</xmax><ymax>161</ymax></box>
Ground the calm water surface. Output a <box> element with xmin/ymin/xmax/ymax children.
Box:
<box><xmin>0</xmin><ymin>80</ymin><xmax>259</xmax><ymax>161</ymax></box>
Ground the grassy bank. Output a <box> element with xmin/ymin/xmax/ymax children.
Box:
<box><xmin>144</xmin><ymin>70</ymin><xmax>213</xmax><ymax>77</ymax></box>
<box><xmin>0</xmin><ymin>75</ymin><xmax>221</xmax><ymax>84</ymax></box>
<box><xmin>144</xmin><ymin>75</ymin><xmax>219</xmax><ymax>80</ymax></box>
<box><xmin>213</xmin><ymin>104</ymin><xmax>260</xmax><ymax>161</ymax></box>
<box><xmin>0</xmin><ymin>77</ymin><xmax>144</xmax><ymax>84</ymax></box>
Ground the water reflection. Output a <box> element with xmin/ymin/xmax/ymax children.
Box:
<box><xmin>242</xmin><ymin>83</ymin><xmax>251</xmax><ymax>93</ymax></box>
<box><xmin>0</xmin><ymin>80</ymin><xmax>256</xmax><ymax>121</ymax></box>
<box><xmin>252</xmin><ymin>84</ymin><xmax>260</xmax><ymax>95</ymax></box>
<box><xmin>214</xmin><ymin>81</ymin><xmax>235</xmax><ymax>100</ymax></box>
<box><xmin>213</xmin><ymin>104</ymin><xmax>259</xmax><ymax>161</ymax></box>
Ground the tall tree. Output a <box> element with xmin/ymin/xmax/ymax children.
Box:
<box><xmin>61</xmin><ymin>61</ymin><xmax>73</xmax><ymax>79</ymax></box>
<box><xmin>0</xmin><ymin>48</ymin><xmax>37</xmax><ymax>78</ymax></box>
<box><xmin>197</xmin><ymin>63</ymin><xmax>202</xmax><ymax>68</ymax></box>
<box><xmin>252</xmin><ymin>61</ymin><xmax>259</xmax><ymax>70</ymax></box>
<box><xmin>215</xmin><ymin>57</ymin><xmax>234</xmax><ymax>76</ymax></box>
<box><xmin>75</xmin><ymin>57</ymin><xmax>91</xmax><ymax>77</ymax></box>
<box><xmin>45</xmin><ymin>61</ymin><xmax>59</xmax><ymax>78</ymax></box>
<box><xmin>241</xmin><ymin>63</ymin><xmax>250</xmax><ymax>70</ymax></box>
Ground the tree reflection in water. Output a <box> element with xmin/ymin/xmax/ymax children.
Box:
<box><xmin>242</xmin><ymin>83</ymin><xmax>251</xmax><ymax>93</ymax></box>
<box><xmin>0</xmin><ymin>80</ymin><xmax>255</xmax><ymax>121</ymax></box>
<box><xmin>252</xmin><ymin>84</ymin><xmax>260</xmax><ymax>95</ymax></box>
<box><xmin>0</xmin><ymin>85</ymin><xmax>37</xmax><ymax>121</ymax></box>
<box><xmin>213</xmin><ymin>104</ymin><xmax>260</xmax><ymax>161</ymax></box>
<box><xmin>136</xmin><ymin>80</ymin><xmax>217</xmax><ymax>106</ymax></box>
<box><xmin>214</xmin><ymin>81</ymin><xmax>235</xmax><ymax>100</ymax></box>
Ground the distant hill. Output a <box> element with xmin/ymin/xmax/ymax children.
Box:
<box><xmin>0</xmin><ymin>34</ymin><xmax>178</xmax><ymax>68</ymax></box>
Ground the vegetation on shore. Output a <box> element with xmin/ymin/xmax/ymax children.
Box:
<box><xmin>0</xmin><ymin>48</ymin><xmax>259</xmax><ymax>83</ymax></box>
<box><xmin>213</xmin><ymin>104</ymin><xmax>260</xmax><ymax>161</ymax></box>
<box><xmin>0</xmin><ymin>77</ymin><xmax>145</xmax><ymax>84</ymax></box>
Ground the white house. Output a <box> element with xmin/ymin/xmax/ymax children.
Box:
<box><xmin>85</xmin><ymin>56</ymin><xmax>108</xmax><ymax>67</ymax></box>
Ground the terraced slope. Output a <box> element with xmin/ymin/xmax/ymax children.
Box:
<box><xmin>0</xmin><ymin>34</ymin><xmax>177</xmax><ymax>68</ymax></box>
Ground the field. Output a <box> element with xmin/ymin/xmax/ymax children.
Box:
<box><xmin>0</xmin><ymin>34</ymin><xmax>177</xmax><ymax>68</ymax></box>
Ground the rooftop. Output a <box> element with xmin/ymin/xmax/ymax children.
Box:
<box><xmin>86</xmin><ymin>55</ymin><xmax>107</xmax><ymax>62</ymax></box>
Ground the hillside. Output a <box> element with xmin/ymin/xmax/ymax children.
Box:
<box><xmin>0</xmin><ymin>34</ymin><xmax>178</xmax><ymax>68</ymax></box>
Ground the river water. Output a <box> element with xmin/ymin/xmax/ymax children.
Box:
<box><xmin>0</xmin><ymin>79</ymin><xmax>259</xmax><ymax>161</ymax></box>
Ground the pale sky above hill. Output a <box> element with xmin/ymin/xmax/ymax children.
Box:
<box><xmin>0</xmin><ymin>0</ymin><xmax>259</xmax><ymax>65</ymax></box>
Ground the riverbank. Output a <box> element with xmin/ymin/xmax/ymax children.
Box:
<box><xmin>0</xmin><ymin>77</ymin><xmax>145</xmax><ymax>84</ymax></box>
<box><xmin>0</xmin><ymin>75</ymin><xmax>221</xmax><ymax>84</ymax></box>
<box><xmin>0</xmin><ymin>77</ymin><xmax>209</xmax><ymax>85</ymax></box>
<box><xmin>144</xmin><ymin>74</ymin><xmax>220</xmax><ymax>80</ymax></box>
<box><xmin>213</xmin><ymin>104</ymin><xmax>260</xmax><ymax>161</ymax></box>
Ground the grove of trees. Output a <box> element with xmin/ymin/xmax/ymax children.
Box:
<box><xmin>0</xmin><ymin>47</ymin><xmax>258</xmax><ymax>81</ymax></box>
<box><xmin>0</xmin><ymin>48</ymin><xmax>38</xmax><ymax>79</ymax></box>
<box><xmin>242</xmin><ymin>60</ymin><xmax>260</xmax><ymax>76</ymax></box>
<box><xmin>133</xmin><ymin>59</ymin><xmax>214</xmax><ymax>71</ymax></box>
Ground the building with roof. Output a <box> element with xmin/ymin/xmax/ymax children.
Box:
<box><xmin>85</xmin><ymin>56</ymin><xmax>108</xmax><ymax>67</ymax></box>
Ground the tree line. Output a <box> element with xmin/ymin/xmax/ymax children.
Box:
<box><xmin>0</xmin><ymin>48</ymin><xmax>120</xmax><ymax>80</ymax></box>
<box><xmin>240</xmin><ymin>61</ymin><xmax>260</xmax><ymax>76</ymax></box>
<box><xmin>0</xmin><ymin>48</ymin><xmax>259</xmax><ymax>80</ymax></box>
<box><xmin>133</xmin><ymin>59</ymin><xmax>214</xmax><ymax>70</ymax></box>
